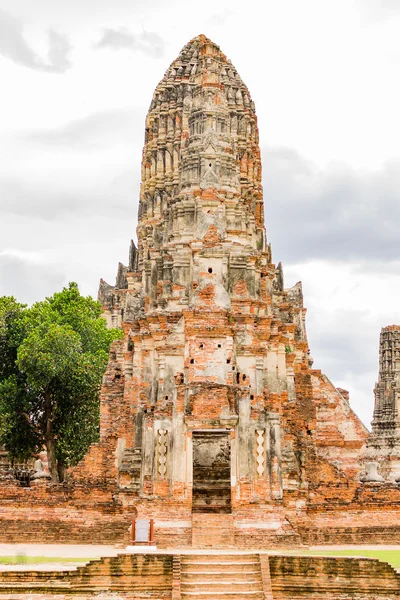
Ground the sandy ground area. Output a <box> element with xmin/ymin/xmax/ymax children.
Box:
<box><xmin>0</xmin><ymin>544</ymin><xmax>120</xmax><ymax>558</ymax></box>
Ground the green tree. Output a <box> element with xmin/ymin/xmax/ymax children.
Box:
<box><xmin>0</xmin><ymin>283</ymin><xmax>122</xmax><ymax>482</ymax></box>
<box><xmin>0</xmin><ymin>297</ymin><xmax>38</xmax><ymax>460</ymax></box>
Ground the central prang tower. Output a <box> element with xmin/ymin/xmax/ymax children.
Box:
<box><xmin>83</xmin><ymin>35</ymin><xmax>368</xmax><ymax>547</ymax></box>
<box><xmin>137</xmin><ymin>32</ymin><xmax>264</xmax><ymax>314</ymax></box>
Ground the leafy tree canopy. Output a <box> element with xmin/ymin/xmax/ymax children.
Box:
<box><xmin>0</xmin><ymin>283</ymin><xmax>122</xmax><ymax>481</ymax></box>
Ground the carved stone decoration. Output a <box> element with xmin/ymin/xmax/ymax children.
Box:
<box><xmin>256</xmin><ymin>429</ymin><xmax>266</xmax><ymax>477</ymax></box>
<box><xmin>157</xmin><ymin>429</ymin><xmax>168</xmax><ymax>478</ymax></box>
<box><xmin>360</xmin><ymin>461</ymin><xmax>385</xmax><ymax>483</ymax></box>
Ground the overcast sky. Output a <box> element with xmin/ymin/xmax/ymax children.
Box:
<box><xmin>1</xmin><ymin>0</ymin><xmax>400</xmax><ymax>427</ymax></box>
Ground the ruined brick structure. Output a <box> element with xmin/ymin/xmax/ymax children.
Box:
<box><xmin>1</xmin><ymin>35</ymin><xmax>400</xmax><ymax>550</ymax></box>
<box><xmin>74</xmin><ymin>34</ymin><xmax>400</xmax><ymax>546</ymax></box>
<box><xmin>362</xmin><ymin>325</ymin><xmax>400</xmax><ymax>482</ymax></box>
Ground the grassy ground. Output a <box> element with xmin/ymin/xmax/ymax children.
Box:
<box><xmin>292</xmin><ymin>549</ymin><xmax>400</xmax><ymax>569</ymax></box>
<box><xmin>1</xmin><ymin>549</ymin><xmax>400</xmax><ymax>570</ymax></box>
<box><xmin>0</xmin><ymin>556</ymin><xmax>93</xmax><ymax>565</ymax></box>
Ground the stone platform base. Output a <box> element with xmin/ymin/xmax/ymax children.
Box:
<box><xmin>0</xmin><ymin>551</ymin><xmax>399</xmax><ymax>598</ymax></box>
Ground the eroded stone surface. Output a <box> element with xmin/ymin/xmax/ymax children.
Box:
<box><xmin>74</xmin><ymin>35</ymin><xmax>388</xmax><ymax>545</ymax></box>
<box><xmin>362</xmin><ymin>326</ymin><xmax>400</xmax><ymax>482</ymax></box>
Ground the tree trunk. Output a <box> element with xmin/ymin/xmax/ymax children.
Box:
<box><xmin>44</xmin><ymin>390</ymin><xmax>59</xmax><ymax>482</ymax></box>
<box><xmin>57</xmin><ymin>457</ymin><xmax>65</xmax><ymax>483</ymax></box>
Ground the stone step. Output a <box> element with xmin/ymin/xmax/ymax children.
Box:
<box><xmin>192</xmin><ymin>481</ymin><xmax>231</xmax><ymax>487</ymax></box>
<box><xmin>192</xmin><ymin>493</ymin><xmax>231</xmax><ymax>500</ymax></box>
<box><xmin>0</xmin><ymin>582</ymin><xmax>72</xmax><ymax>590</ymax></box>
<box><xmin>182</xmin><ymin>565</ymin><xmax>260</xmax><ymax>574</ymax></box>
<box><xmin>181</xmin><ymin>593</ymin><xmax>264</xmax><ymax>599</ymax></box>
<box><xmin>192</xmin><ymin>515</ymin><xmax>235</xmax><ymax>521</ymax></box>
<box><xmin>182</xmin><ymin>573</ymin><xmax>261</xmax><ymax>584</ymax></box>
<box><xmin>182</xmin><ymin>583</ymin><xmax>263</xmax><ymax>593</ymax></box>
<box><xmin>181</xmin><ymin>570</ymin><xmax>261</xmax><ymax>578</ymax></box>
<box><xmin>119</xmin><ymin>447</ymin><xmax>142</xmax><ymax>473</ymax></box>
<box><xmin>181</xmin><ymin>555</ymin><xmax>259</xmax><ymax>569</ymax></box>
<box><xmin>182</xmin><ymin>555</ymin><xmax>259</xmax><ymax>563</ymax></box>
<box><xmin>192</xmin><ymin>507</ymin><xmax>232</xmax><ymax>514</ymax></box>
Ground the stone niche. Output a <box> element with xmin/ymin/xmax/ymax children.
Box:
<box><xmin>192</xmin><ymin>431</ymin><xmax>231</xmax><ymax>514</ymax></box>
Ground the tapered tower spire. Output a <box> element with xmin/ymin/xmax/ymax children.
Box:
<box><xmin>135</xmin><ymin>34</ymin><xmax>266</xmax><ymax>312</ymax></box>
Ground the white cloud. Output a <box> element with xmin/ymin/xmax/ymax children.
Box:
<box><xmin>94</xmin><ymin>28</ymin><xmax>166</xmax><ymax>58</ymax></box>
<box><xmin>0</xmin><ymin>8</ymin><xmax>71</xmax><ymax>72</ymax></box>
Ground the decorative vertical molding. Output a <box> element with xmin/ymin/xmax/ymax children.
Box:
<box><xmin>256</xmin><ymin>429</ymin><xmax>266</xmax><ymax>478</ymax></box>
<box><xmin>172</xmin><ymin>554</ymin><xmax>182</xmax><ymax>600</ymax></box>
<box><xmin>157</xmin><ymin>429</ymin><xmax>168</xmax><ymax>478</ymax></box>
<box><xmin>259</xmin><ymin>554</ymin><xmax>274</xmax><ymax>599</ymax></box>
<box><xmin>255</xmin><ymin>357</ymin><xmax>264</xmax><ymax>395</ymax></box>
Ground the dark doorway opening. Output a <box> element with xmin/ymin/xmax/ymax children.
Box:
<box><xmin>192</xmin><ymin>431</ymin><xmax>231</xmax><ymax>514</ymax></box>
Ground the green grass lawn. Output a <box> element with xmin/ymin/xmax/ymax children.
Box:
<box><xmin>292</xmin><ymin>550</ymin><xmax>400</xmax><ymax>569</ymax></box>
<box><xmin>0</xmin><ymin>556</ymin><xmax>94</xmax><ymax>565</ymax></box>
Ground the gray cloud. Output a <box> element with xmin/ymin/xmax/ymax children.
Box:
<box><xmin>94</xmin><ymin>27</ymin><xmax>165</xmax><ymax>58</ymax></box>
<box><xmin>0</xmin><ymin>169</ymin><xmax>139</xmax><ymax>221</ymax></box>
<box><xmin>262</xmin><ymin>147</ymin><xmax>400</xmax><ymax>265</ymax></box>
<box><xmin>0</xmin><ymin>253</ymin><xmax>67</xmax><ymax>305</ymax></box>
<box><xmin>18</xmin><ymin>107</ymin><xmax>145</xmax><ymax>148</ymax></box>
<box><xmin>0</xmin><ymin>8</ymin><xmax>71</xmax><ymax>73</ymax></box>
<box><xmin>308</xmin><ymin>308</ymin><xmax>379</xmax><ymax>378</ymax></box>
<box><xmin>306</xmin><ymin>304</ymin><xmax>390</xmax><ymax>427</ymax></box>
<box><xmin>0</xmin><ymin>108</ymin><xmax>144</xmax><ymax>221</ymax></box>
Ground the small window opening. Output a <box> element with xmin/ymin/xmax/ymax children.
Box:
<box><xmin>209</xmin><ymin>162</ymin><xmax>212</xmax><ymax>167</ymax></box>
<box><xmin>236</xmin><ymin>372</ymin><xmax>240</xmax><ymax>384</ymax></box>
<box><xmin>199</xmin><ymin>343</ymin><xmax>204</xmax><ymax>348</ymax></box>
<box><xmin>226</xmin><ymin>359</ymin><xmax>231</xmax><ymax>364</ymax></box>
<box><xmin>218</xmin><ymin>344</ymin><xmax>221</xmax><ymax>348</ymax></box>
<box><xmin>165</xmin><ymin>396</ymin><xmax>169</xmax><ymax>400</ymax></box>
<box><xmin>242</xmin><ymin>374</ymin><xmax>246</xmax><ymax>381</ymax></box>
<box><xmin>232</xmin><ymin>366</ymin><xmax>235</xmax><ymax>370</ymax></box>
<box><xmin>250</xmin><ymin>395</ymin><xmax>254</xmax><ymax>400</ymax></box>
<box><xmin>190</xmin><ymin>359</ymin><xmax>194</xmax><ymax>364</ymax></box>
<box><xmin>208</xmin><ymin>267</ymin><xmax>213</xmax><ymax>273</ymax></box>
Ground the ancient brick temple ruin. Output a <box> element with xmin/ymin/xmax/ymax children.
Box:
<box><xmin>362</xmin><ymin>326</ymin><xmax>400</xmax><ymax>482</ymax></box>
<box><xmin>79</xmin><ymin>33</ymin><xmax>400</xmax><ymax>546</ymax></box>
<box><xmin>1</xmin><ymin>35</ymin><xmax>400</xmax><ymax>550</ymax></box>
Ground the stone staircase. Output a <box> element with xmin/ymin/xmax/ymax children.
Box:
<box><xmin>192</xmin><ymin>479</ymin><xmax>232</xmax><ymax>513</ymax></box>
<box><xmin>180</xmin><ymin>554</ymin><xmax>267</xmax><ymax>600</ymax></box>
<box><xmin>119</xmin><ymin>447</ymin><xmax>142</xmax><ymax>490</ymax></box>
<box><xmin>192</xmin><ymin>513</ymin><xmax>234</xmax><ymax>548</ymax></box>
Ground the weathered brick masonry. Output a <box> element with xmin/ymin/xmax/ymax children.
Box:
<box><xmin>1</xmin><ymin>34</ymin><xmax>400</xmax><ymax>548</ymax></box>
<box><xmin>0</xmin><ymin>553</ymin><xmax>399</xmax><ymax>599</ymax></box>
